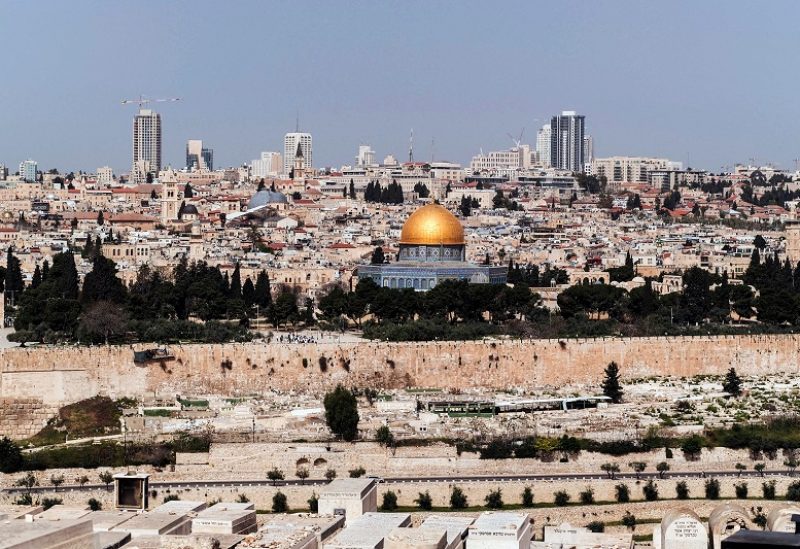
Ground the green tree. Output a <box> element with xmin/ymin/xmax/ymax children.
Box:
<box><xmin>754</xmin><ymin>463</ymin><xmax>766</xmax><ymax>477</ymax></box>
<box><xmin>272</xmin><ymin>491</ymin><xmax>288</xmax><ymax>513</ymax></box>
<box><xmin>786</xmin><ymin>481</ymin><xmax>800</xmax><ymax>501</ymax></box>
<box><xmin>325</xmin><ymin>469</ymin><xmax>337</xmax><ymax>481</ymax></box>
<box><xmin>450</xmin><ymin>486</ymin><xmax>468</xmax><ymax>509</ymax></box>
<box><xmin>579</xmin><ymin>487</ymin><xmax>595</xmax><ymax>504</ymax></box>
<box><xmin>554</xmin><ymin>490</ymin><xmax>570</xmax><ymax>506</ymax></box>
<box><xmin>370</xmin><ymin>247</ymin><xmax>386</xmax><ymax>265</ymax></box>
<box><xmin>415</xmin><ymin>490</ymin><xmax>433</xmax><ymax>510</ymax></box>
<box><xmin>485</xmin><ymin>489</ymin><xmax>504</xmax><ymax>509</ymax></box>
<box><xmin>734</xmin><ymin>482</ymin><xmax>748</xmax><ymax>499</ymax></box>
<box><xmin>723</xmin><ymin>368</ymin><xmax>743</xmax><ymax>396</ymax></box>
<box><xmin>324</xmin><ymin>385</ymin><xmax>360</xmax><ymax>441</ymax></box>
<box><xmin>762</xmin><ymin>480</ymin><xmax>776</xmax><ymax>499</ymax></box>
<box><xmin>381</xmin><ymin>490</ymin><xmax>398</xmax><ymax>511</ymax></box>
<box><xmin>521</xmin><ymin>486</ymin><xmax>534</xmax><ymax>507</ymax></box>
<box><xmin>656</xmin><ymin>461</ymin><xmax>670</xmax><ymax>478</ymax></box>
<box><xmin>296</xmin><ymin>467</ymin><xmax>309</xmax><ymax>485</ymax></box>
<box><xmin>629</xmin><ymin>461</ymin><xmax>646</xmax><ymax>479</ymax></box>
<box><xmin>642</xmin><ymin>480</ymin><xmax>659</xmax><ymax>501</ymax></box>
<box><xmin>97</xmin><ymin>211</ymin><xmax>105</xmax><ymax>226</ymax></box>
<box><xmin>675</xmin><ymin>481</ymin><xmax>689</xmax><ymax>499</ymax></box>
<box><xmin>81</xmin><ymin>256</ymin><xmax>127</xmax><ymax>304</ymax></box>
<box><xmin>602</xmin><ymin>362</ymin><xmax>623</xmax><ymax>403</ymax></box>
<box><xmin>0</xmin><ymin>437</ymin><xmax>23</xmax><ymax>473</ymax></box>
<box><xmin>348</xmin><ymin>466</ymin><xmax>366</xmax><ymax>478</ymax></box>
<box><xmin>705</xmin><ymin>478</ymin><xmax>721</xmax><ymax>499</ymax></box>
<box><xmin>88</xmin><ymin>498</ymin><xmax>102</xmax><ymax>511</ymax></box>
<box><xmin>267</xmin><ymin>467</ymin><xmax>284</xmax><ymax>485</ymax></box>
<box><xmin>307</xmin><ymin>492</ymin><xmax>318</xmax><ymax>512</ymax></box>
<box><xmin>621</xmin><ymin>512</ymin><xmax>637</xmax><ymax>531</ymax></box>
<box><xmin>375</xmin><ymin>425</ymin><xmax>394</xmax><ymax>447</ymax></box>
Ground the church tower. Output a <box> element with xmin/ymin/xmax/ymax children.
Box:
<box><xmin>160</xmin><ymin>170</ymin><xmax>180</xmax><ymax>224</ymax></box>
<box><xmin>292</xmin><ymin>142</ymin><xmax>306</xmax><ymax>181</ymax></box>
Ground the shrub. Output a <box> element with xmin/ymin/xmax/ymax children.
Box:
<box><xmin>587</xmin><ymin>521</ymin><xmax>605</xmax><ymax>533</ymax></box>
<box><xmin>762</xmin><ymin>480</ymin><xmax>776</xmax><ymax>500</ymax></box>
<box><xmin>450</xmin><ymin>486</ymin><xmax>468</xmax><ymax>509</ymax></box>
<box><xmin>41</xmin><ymin>497</ymin><xmax>62</xmax><ymax>510</ymax></box>
<box><xmin>376</xmin><ymin>425</ymin><xmax>395</xmax><ymax>447</ymax></box>
<box><xmin>787</xmin><ymin>481</ymin><xmax>800</xmax><ymax>501</ymax></box>
<box><xmin>163</xmin><ymin>494</ymin><xmax>180</xmax><ymax>503</ymax></box>
<box><xmin>485</xmin><ymin>489</ymin><xmax>503</xmax><ymax>509</ymax></box>
<box><xmin>381</xmin><ymin>490</ymin><xmax>398</xmax><ymax>511</ymax></box>
<box><xmin>735</xmin><ymin>482</ymin><xmax>748</xmax><ymax>499</ymax></box>
<box><xmin>554</xmin><ymin>490</ymin><xmax>571</xmax><ymax>506</ymax></box>
<box><xmin>665</xmin><ymin>447</ymin><xmax>674</xmax><ymax>459</ymax></box>
<box><xmin>675</xmin><ymin>481</ymin><xmax>689</xmax><ymax>500</ymax></box>
<box><xmin>349</xmin><ymin>467</ymin><xmax>366</xmax><ymax>478</ymax></box>
<box><xmin>415</xmin><ymin>491</ymin><xmax>433</xmax><ymax>510</ymax></box>
<box><xmin>622</xmin><ymin>511</ymin><xmax>637</xmax><ymax>531</ymax></box>
<box><xmin>521</xmin><ymin>486</ymin><xmax>534</xmax><ymax>507</ymax></box>
<box><xmin>88</xmin><ymin>498</ymin><xmax>102</xmax><ymax>511</ymax></box>
<box><xmin>272</xmin><ymin>491</ymin><xmax>288</xmax><ymax>513</ymax></box>
<box><xmin>705</xmin><ymin>478</ymin><xmax>721</xmax><ymax>499</ymax></box>
<box><xmin>642</xmin><ymin>480</ymin><xmax>659</xmax><ymax>501</ymax></box>
<box><xmin>579</xmin><ymin>487</ymin><xmax>595</xmax><ymax>504</ymax></box>
<box><xmin>325</xmin><ymin>469</ymin><xmax>337</xmax><ymax>481</ymax></box>
<box><xmin>615</xmin><ymin>484</ymin><xmax>630</xmax><ymax>503</ymax></box>
<box><xmin>236</xmin><ymin>493</ymin><xmax>250</xmax><ymax>503</ymax></box>
<box><xmin>296</xmin><ymin>467</ymin><xmax>309</xmax><ymax>484</ymax></box>
<box><xmin>49</xmin><ymin>475</ymin><xmax>65</xmax><ymax>487</ymax></box>
<box><xmin>307</xmin><ymin>493</ymin><xmax>318</xmax><ymax>513</ymax></box>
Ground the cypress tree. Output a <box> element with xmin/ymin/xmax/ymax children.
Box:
<box><xmin>602</xmin><ymin>361</ymin><xmax>624</xmax><ymax>403</ymax></box>
<box><xmin>242</xmin><ymin>277</ymin><xmax>255</xmax><ymax>308</ymax></box>
<box><xmin>31</xmin><ymin>265</ymin><xmax>41</xmax><ymax>289</ymax></box>
<box><xmin>230</xmin><ymin>263</ymin><xmax>242</xmax><ymax>299</ymax></box>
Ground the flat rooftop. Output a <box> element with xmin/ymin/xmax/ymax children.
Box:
<box><xmin>325</xmin><ymin>513</ymin><xmax>411</xmax><ymax>548</ymax></box>
<box><xmin>471</xmin><ymin>511</ymin><xmax>530</xmax><ymax>536</ymax></box>
<box><xmin>319</xmin><ymin>478</ymin><xmax>376</xmax><ymax>498</ymax></box>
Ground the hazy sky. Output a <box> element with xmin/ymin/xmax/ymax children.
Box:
<box><xmin>2</xmin><ymin>0</ymin><xmax>799</xmax><ymax>174</ymax></box>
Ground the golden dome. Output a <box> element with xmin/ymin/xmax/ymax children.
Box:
<box><xmin>400</xmin><ymin>204</ymin><xmax>465</xmax><ymax>246</ymax></box>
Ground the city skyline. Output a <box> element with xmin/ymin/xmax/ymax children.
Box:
<box><xmin>3</xmin><ymin>1</ymin><xmax>800</xmax><ymax>173</ymax></box>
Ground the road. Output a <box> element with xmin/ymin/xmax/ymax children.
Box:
<box><xmin>2</xmin><ymin>469</ymin><xmax>795</xmax><ymax>495</ymax></box>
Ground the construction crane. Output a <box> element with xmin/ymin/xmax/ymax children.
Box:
<box><xmin>507</xmin><ymin>127</ymin><xmax>525</xmax><ymax>148</ymax></box>
<box><xmin>121</xmin><ymin>95</ymin><xmax>181</xmax><ymax>109</ymax></box>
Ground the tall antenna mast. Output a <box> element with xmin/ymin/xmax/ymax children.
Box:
<box><xmin>408</xmin><ymin>128</ymin><xmax>414</xmax><ymax>164</ymax></box>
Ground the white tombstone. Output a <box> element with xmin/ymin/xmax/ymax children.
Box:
<box><xmin>654</xmin><ymin>509</ymin><xmax>708</xmax><ymax>549</ymax></box>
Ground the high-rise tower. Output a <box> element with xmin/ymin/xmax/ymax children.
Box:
<box><xmin>550</xmin><ymin>111</ymin><xmax>585</xmax><ymax>172</ymax></box>
<box><xmin>132</xmin><ymin>109</ymin><xmax>162</xmax><ymax>183</ymax></box>
<box><xmin>283</xmin><ymin>132</ymin><xmax>312</xmax><ymax>175</ymax></box>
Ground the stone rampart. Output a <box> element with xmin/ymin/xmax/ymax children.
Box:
<box><xmin>1</xmin><ymin>334</ymin><xmax>798</xmax><ymax>408</ymax></box>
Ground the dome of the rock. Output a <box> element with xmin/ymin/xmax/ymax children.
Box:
<box><xmin>399</xmin><ymin>204</ymin><xmax>464</xmax><ymax>246</ymax></box>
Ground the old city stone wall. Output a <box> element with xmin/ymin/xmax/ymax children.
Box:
<box><xmin>2</xmin><ymin>334</ymin><xmax>798</xmax><ymax>406</ymax></box>
<box><xmin>1</xmin><ymin>333</ymin><xmax>798</xmax><ymax>439</ymax></box>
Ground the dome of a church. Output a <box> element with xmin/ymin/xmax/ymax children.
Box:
<box><xmin>400</xmin><ymin>204</ymin><xmax>464</xmax><ymax>246</ymax></box>
<box><xmin>247</xmin><ymin>189</ymin><xmax>288</xmax><ymax>210</ymax></box>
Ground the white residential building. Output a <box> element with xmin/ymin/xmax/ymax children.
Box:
<box><xmin>536</xmin><ymin>124</ymin><xmax>551</xmax><ymax>167</ymax></box>
<box><xmin>97</xmin><ymin>166</ymin><xmax>114</xmax><ymax>185</ymax></box>
<box><xmin>590</xmin><ymin>156</ymin><xmax>682</xmax><ymax>183</ymax></box>
<box><xmin>283</xmin><ymin>132</ymin><xmax>312</xmax><ymax>174</ymax></box>
<box><xmin>19</xmin><ymin>159</ymin><xmax>37</xmax><ymax>182</ymax></box>
<box><xmin>251</xmin><ymin>151</ymin><xmax>282</xmax><ymax>179</ymax></box>
<box><xmin>356</xmin><ymin>145</ymin><xmax>376</xmax><ymax>167</ymax></box>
